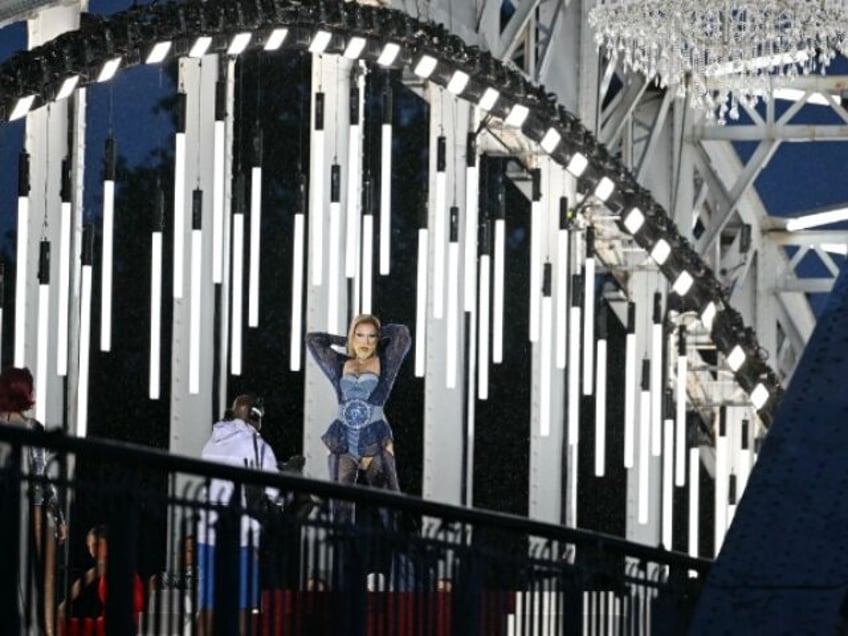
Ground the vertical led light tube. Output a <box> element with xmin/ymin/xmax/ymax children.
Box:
<box><xmin>189</xmin><ymin>190</ymin><xmax>203</xmax><ymax>394</ymax></box>
<box><xmin>231</xmin><ymin>176</ymin><xmax>245</xmax><ymax>376</ymax></box>
<box><xmin>714</xmin><ymin>407</ymin><xmax>729</xmax><ymax>554</ymax></box>
<box><xmin>14</xmin><ymin>151</ymin><xmax>30</xmax><ymax>368</ymax></box>
<box><xmin>77</xmin><ymin>227</ymin><xmax>94</xmax><ymax>436</ymax></box>
<box><xmin>568</xmin><ymin>273</ymin><xmax>582</xmax><ymax>446</ymax></box>
<box><xmin>675</xmin><ymin>328</ymin><xmax>688</xmax><ymax>486</ymax></box>
<box><xmin>311</xmin><ymin>91</ymin><xmax>325</xmax><ymax>286</ymax></box>
<box><xmin>248</xmin><ymin>128</ymin><xmax>263</xmax><ymax>327</ymax></box>
<box><xmin>540</xmin><ymin>264</ymin><xmax>553</xmax><ymax>436</ymax></box>
<box><xmin>595</xmin><ymin>306</ymin><xmax>608</xmax><ymax>476</ymax></box>
<box><xmin>328</xmin><ymin>164</ymin><xmax>342</xmax><ymax>335</ymax></box>
<box><xmin>662</xmin><ymin>390</ymin><xmax>674</xmax><ymax>548</ymax></box>
<box><xmin>100</xmin><ymin>137</ymin><xmax>116</xmax><ymax>352</ymax></box>
<box><xmin>414</xmin><ymin>200</ymin><xmax>428</xmax><ymax>378</ymax></box>
<box><xmin>446</xmin><ymin>206</ymin><xmax>460</xmax><ymax>388</ymax></box>
<box><xmin>738</xmin><ymin>419</ymin><xmax>752</xmax><ymax>500</ymax></box>
<box><xmin>290</xmin><ymin>175</ymin><xmax>306</xmax><ymax>371</ymax></box>
<box><xmin>433</xmin><ymin>135</ymin><xmax>447</xmax><ymax>318</ymax></box>
<box><xmin>345</xmin><ymin>82</ymin><xmax>362</xmax><ymax>279</ymax></box>
<box><xmin>638</xmin><ymin>359</ymin><xmax>651</xmax><ymax>524</ymax></box>
<box><xmin>173</xmin><ymin>93</ymin><xmax>187</xmax><ymax>299</ymax></box>
<box><xmin>689</xmin><ymin>446</ymin><xmax>700</xmax><ymax>558</ymax></box>
<box><xmin>651</xmin><ymin>292</ymin><xmax>663</xmax><ymax>456</ymax></box>
<box><xmin>624</xmin><ymin>303</ymin><xmax>637</xmax><ymax>468</ymax></box>
<box><xmin>492</xmin><ymin>171</ymin><xmax>506</xmax><ymax>363</ymax></box>
<box><xmin>582</xmin><ymin>227</ymin><xmax>595</xmax><ymax>394</ymax></box>
<box><xmin>529</xmin><ymin>169</ymin><xmax>542</xmax><ymax>342</ymax></box>
<box><xmin>149</xmin><ymin>191</ymin><xmax>164</xmax><ymax>398</ymax></box>
<box><xmin>556</xmin><ymin>197</ymin><xmax>570</xmax><ymax>370</ymax></box>
<box><xmin>379</xmin><ymin>80</ymin><xmax>393</xmax><ymax>275</ymax></box>
<box><xmin>361</xmin><ymin>196</ymin><xmax>374</xmax><ymax>315</ymax></box>
<box><xmin>36</xmin><ymin>241</ymin><xmax>50</xmax><ymax>424</ymax></box>
<box><xmin>212</xmin><ymin>80</ymin><xmax>226</xmax><ymax>284</ymax></box>
<box><xmin>57</xmin><ymin>159</ymin><xmax>72</xmax><ymax>376</ymax></box>
<box><xmin>463</xmin><ymin>133</ymin><xmax>478</xmax><ymax>312</ymax></box>
<box><xmin>477</xmin><ymin>222</ymin><xmax>491</xmax><ymax>400</ymax></box>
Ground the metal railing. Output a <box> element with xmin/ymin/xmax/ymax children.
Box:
<box><xmin>0</xmin><ymin>423</ymin><xmax>710</xmax><ymax>635</ymax></box>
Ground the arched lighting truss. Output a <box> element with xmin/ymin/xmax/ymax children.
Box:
<box><xmin>0</xmin><ymin>0</ymin><xmax>784</xmax><ymax>425</ymax></box>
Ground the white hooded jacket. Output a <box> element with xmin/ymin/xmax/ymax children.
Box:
<box><xmin>197</xmin><ymin>418</ymin><xmax>279</xmax><ymax>547</ymax></box>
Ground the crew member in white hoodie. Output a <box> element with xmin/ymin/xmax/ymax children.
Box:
<box><xmin>196</xmin><ymin>394</ymin><xmax>279</xmax><ymax>636</ymax></box>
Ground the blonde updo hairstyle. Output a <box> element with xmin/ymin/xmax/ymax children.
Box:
<box><xmin>346</xmin><ymin>314</ymin><xmax>382</xmax><ymax>357</ymax></box>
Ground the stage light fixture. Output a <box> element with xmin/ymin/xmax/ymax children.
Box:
<box><xmin>231</xmin><ymin>184</ymin><xmax>245</xmax><ymax>375</ymax></box>
<box><xmin>727</xmin><ymin>344</ymin><xmax>746</xmax><ymax>371</ymax></box>
<box><xmin>650</xmin><ymin>238</ymin><xmax>671</xmax><ymax>265</ymax></box>
<box><xmin>189</xmin><ymin>189</ymin><xmax>203</xmax><ymax>394</ymax></box>
<box><xmin>447</xmin><ymin>70</ymin><xmax>469</xmax><ymax>94</ymax></box>
<box><xmin>10</xmin><ymin>95</ymin><xmax>35</xmax><ymax>120</ymax></box>
<box><xmin>478</xmin><ymin>87</ymin><xmax>499</xmax><ymax>111</ymax></box>
<box><xmin>672</xmin><ymin>270</ymin><xmax>694</xmax><ymax>295</ymax></box>
<box><xmin>446</xmin><ymin>206</ymin><xmax>460</xmax><ymax>388</ymax></box>
<box><xmin>377</xmin><ymin>42</ymin><xmax>400</xmax><ymax>66</ymax></box>
<box><xmin>568</xmin><ymin>273</ymin><xmax>582</xmax><ymax>445</ymax></box>
<box><xmin>149</xmin><ymin>192</ymin><xmax>164</xmax><ymax>398</ymax></box>
<box><xmin>172</xmin><ymin>93</ymin><xmax>187</xmax><ymax>299</ymax></box>
<box><xmin>689</xmin><ymin>446</ymin><xmax>700</xmax><ymax>557</ymax></box>
<box><xmin>328</xmin><ymin>164</ymin><xmax>341</xmax><ymax>334</ymax></box>
<box><xmin>622</xmin><ymin>206</ymin><xmax>645</xmax><ymax>234</ymax></box>
<box><xmin>189</xmin><ymin>36</ymin><xmax>212</xmax><ymax>58</ymax></box>
<box><xmin>566</xmin><ymin>152</ymin><xmax>588</xmax><ymax>177</ymax></box>
<box><xmin>555</xmin><ymin>197</ymin><xmax>569</xmax><ymax>370</ymax></box>
<box><xmin>290</xmin><ymin>176</ymin><xmax>306</xmax><ymax>371</ymax></box>
<box><xmin>638</xmin><ymin>358</ymin><xmax>651</xmax><ymax>524</ymax></box>
<box><xmin>414</xmin><ymin>54</ymin><xmax>437</xmax><ymax>78</ymax></box>
<box><xmin>595</xmin><ymin>313</ymin><xmax>608</xmax><ymax>476</ymax></box>
<box><xmin>675</xmin><ymin>329</ymin><xmax>687</xmax><ymax>487</ymax></box>
<box><xmin>540</xmin><ymin>127</ymin><xmax>561</xmax><ymax>153</ymax></box>
<box><xmin>309</xmin><ymin>30</ymin><xmax>332</xmax><ymax>54</ymax></box>
<box><xmin>145</xmin><ymin>41</ymin><xmax>172</xmax><ymax>64</ymax></box>
<box><xmin>700</xmin><ymin>301</ymin><xmax>717</xmax><ymax>331</ymax></box>
<box><xmin>311</xmin><ymin>91</ymin><xmax>325</xmax><ymax>285</ymax></box>
<box><xmin>344</xmin><ymin>36</ymin><xmax>367</xmax><ymax>59</ymax></box>
<box><xmin>463</xmin><ymin>133</ymin><xmax>479</xmax><ymax>313</ymax></box>
<box><xmin>414</xmin><ymin>204</ymin><xmax>428</xmax><ymax>378</ymax></box>
<box><xmin>97</xmin><ymin>57</ymin><xmax>121</xmax><ymax>82</ymax></box>
<box><xmin>433</xmin><ymin>134</ymin><xmax>447</xmax><ymax>318</ymax></box>
<box><xmin>624</xmin><ymin>302</ymin><xmax>637</xmax><ymax>468</ymax></box>
<box><xmin>56</xmin><ymin>76</ymin><xmax>79</xmax><ymax>101</ymax></box>
<box><xmin>14</xmin><ymin>152</ymin><xmax>29</xmax><ymax>367</ymax></box>
<box><xmin>77</xmin><ymin>226</ymin><xmax>94</xmax><ymax>437</ymax></box>
<box><xmin>36</xmin><ymin>240</ymin><xmax>50</xmax><ymax>424</ymax></box>
<box><xmin>379</xmin><ymin>83</ymin><xmax>393</xmax><ymax>275</ymax></box>
<box><xmin>100</xmin><ymin>137</ymin><xmax>116</xmax><ymax>352</ymax></box>
<box><xmin>264</xmin><ymin>28</ymin><xmax>288</xmax><ymax>51</ymax></box>
<box><xmin>57</xmin><ymin>159</ymin><xmax>71</xmax><ymax>376</ymax></box>
<box><xmin>540</xmin><ymin>263</ymin><xmax>553</xmax><ymax>436</ymax></box>
<box><xmin>227</xmin><ymin>32</ymin><xmax>252</xmax><ymax>56</ymax></box>
<box><xmin>594</xmin><ymin>176</ymin><xmax>615</xmax><ymax>201</ymax></box>
<box><xmin>504</xmin><ymin>103</ymin><xmax>529</xmax><ymax>127</ymax></box>
<box><xmin>650</xmin><ymin>292</ymin><xmax>663</xmax><ymax>457</ymax></box>
<box><xmin>248</xmin><ymin>131</ymin><xmax>263</xmax><ymax>327</ymax></box>
<box><xmin>582</xmin><ymin>228</ymin><xmax>596</xmax><ymax>394</ymax></box>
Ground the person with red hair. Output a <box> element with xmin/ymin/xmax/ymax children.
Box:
<box><xmin>0</xmin><ymin>366</ymin><xmax>66</xmax><ymax>635</ymax></box>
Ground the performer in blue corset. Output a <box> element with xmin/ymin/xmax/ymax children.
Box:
<box><xmin>306</xmin><ymin>314</ymin><xmax>410</xmax><ymax>522</ymax></box>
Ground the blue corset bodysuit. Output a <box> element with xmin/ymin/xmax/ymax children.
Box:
<box><xmin>306</xmin><ymin>324</ymin><xmax>411</xmax><ymax>459</ymax></box>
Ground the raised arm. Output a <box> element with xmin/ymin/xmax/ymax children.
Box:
<box><xmin>378</xmin><ymin>324</ymin><xmax>411</xmax><ymax>390</ymax></box>
<box><xmin>305</xmin><ymin>332</ymin><xmax>348</xmax><ymax>383</ymax></box>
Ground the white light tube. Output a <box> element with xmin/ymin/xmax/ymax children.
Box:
<box><xmin>212</xmin><ymin>119</ymin><xmax>225</xmax><ymax>284</ymax></box>
<box><xmin>492</xmin><ymin>217</ymin><xmax>505</xmax><ymax>363</ymax></box>
<box><xmin>14</xmin><ymin>195</ymin><xmax>28</xmax><ymax>367</ymax></box>
<box><xmin>446</xmin><ymin>239</ymin><xmax>460</xmax><ymax>388</ymax></box>
<box><xmin>414</xmin><ymin>228</ymin><xmax>428</xmax><ymax>377</ymax></box>
<box><xmin>189</xmin><ymin>224</ymin><xmax>202</xmax><ymax>394</ymax></box>
<box><xmin>231</xmin><ymin>211</ymin><xmax>244</xmax><ymax>375</ymax></box>
<box><xmin>361</xmin><ymin>214</ymin><xmax>373</xmax><ymax>314</ymax></box>
<box><xmin>715</xmin><ymin>430</ymin><xmax>728</xmax><ymax>553</ymax></box>
<box><xmin>248</xmin><ymin>166</ymin><xmax>262</xmax><ymax>327</ymax></box>
<box><xmin>750</xmin><ymin>383</ymin><xmax>770</xmax><ymax>410</ymax></box>
<box><xmin>566</xmin><ymin>153</ymin><xmax>588</xmax><ymax>177</ymax></box>
<box><xmin>595</xmin><ymin>337</ymin><xmax>607</xmax><ymax>476</ymax></box>
<box><xmin>57</xmin><ymin>201</ymin><xmax>71</xmax><ymax>376</ymax></box>
<box><xmin>651</xmin><ymin>321</ymin><xmax>663</xmax><ymax>456</ymax></box>
<box><xmin>310</xmin><ymin>127</ymin><xmax>325</xmax><ymax>285</ymax></box>
<box><xmin>463</xmin><ymin>161</ymin><xmax>479</xmax><ymax>312</ymax></box>
<box><xmin>446</xmin><ymin>70</ymin><xmax>469</xmax><ymax>94</ymax></box>
<box><xmin>675</xmin><ymin>351</ymin><xmax>687</xmax><ymax>486</ymax></box>
<box><xmin>622</xmin><ymin>207</ymin><xmax>645</xmax><ymax>234</ymax></box>
<box><xmin>555</xmin><ymin>228</ymin><xmax>569</xmax><ymax>369</ymax></box>
<box><xmin>688</xmin><ymin>447</ymin><xmax>700</xmax><ymax>558</ymax></box>
<box><xmin>264</xmin><ymin>28</ymin><xmax>288</xmax><ymax>51</ymax></box>
<box><xmin>727</xmin><ymin>345</ymin><xmax>746</xmax><ymax>371</ymax></box>
<box><xmin>540</xmin><ymin>294</ymin><xmax>553</xmax><ymax>436</ymax></box>
<box><xmin>145</xmin><ymin>42</ymin><xmax>171</xmax><ymax>64</ymax></box>
<box><xmin>173</xmin><ymin>131</ymin><xmax>186</xmax><ymax>298</ymax></box>
<box><xmin>650</xmin><ymin>239</ymin><xmax>671</xmax><ymax>265</ymax></box>
<box><xmin>97</xmin><ymin>57</ymin><xmax>121</xmax><ymax>82</ymax></box>
<box><xmin>227</xmin><ymin>32</ymin><xmax>252</xmax><ymax>56</ymax></box>
<box><xmin>785</xmin><ymin>206</ymin><xmax>848</xmax><ymax>231</ymax></box>
<box><xmin>504</xmin><ymin>104</ymin><xmax>529</xmax><ymax>128</ymax></box>
<box><xmin>540</xmin><ymin>128</ymin><xmax>561</xmax><ymax>153</ymax></box>
<box><xmin>377</xmin><ymin>42</ymin><xmax>400</xmax><ymax>66</ymax></box>
<box><xmin>309</xmin><ymin>30</ymin><xmax>332</xmax><ymax>54</ymax></box>
<box><xmin>36</xmin><ymin>282</ymin><xmax>49</xmax><ymax>424</ymax></box>
<box><xmin>328</xmin><ymin>201</ymin><xmax>341</xmax><ymax>335</ymax></box>
<box><xmin>380</xmin><ymin>122</ymin><xmax>392</xmax><ymax>275</ymax></box>
<box><xmin>478</xmin><ymin>87</ymin><xmax>499</xmax><ymax>111</ymax></box>
<box><xmin>594</xmin><ymin>177</ymin><xmax>615</xmax><ymax>202</ymax></box>
<box><xmin>77</xmin><ymin>264</ymin><xmax>92</xmax><ymax>436</ymax></box>
<box><xmin>624</xmin><ymin>332</ymin><xmax>637</xmax><ymax>468</ymax></box>
<box><xmin>188</xmin><ymin>37</ymin><xmax>212</xmax><ymax>58</ymax></box>
<box><xmin>582</xmin><ymin>257</ymin><xmax>595</xmax><ymax>394</ymax></box>
<box><xmin>344</xmin><ymin>37</ymin><xmax>367</xmax><ymax>59</ymax></box>
<box><xmin>529</xmin><ymin>199</ymin><xmax>541</xmax><ymax>341</ymax></box>
<box><xmin>290</xmin><ymin>212</ymin><xmax>305</xmax><ymax>371</ymax></box>
<box><xmin>568</xmin><ymin>303</ymin><xmax>581</xmax><ymax>445</ymax></box>
<box><xmin>477</xmin><ymin>254</ymin><xmax>491</xmax><ymax>400</ymax></box>
<box><xmin>638</xmin><ymin>385</ymin><xmax>651</xmax><ymax>524</ymax></box>
<box><xmin>10</xmin><ymin>95</ymin><xmax>35</xmax><ymax>121</ymax></box>
<box><xmin>56</xmin><ymin>76</ymin><xmax>79</xmax><ymax>101</ymax></box>
<box><xmin>414</xmin><ymin>55</ymin><xmax>437</xmax><ymax>78</ymax></box>
<box><xmin>149</xmin><ymin>230</ymin><xmax>162</xmax><ymax>399</ymax></box>
<box><xmin>101</xmin><ymin>178</ymin><xmax>114</xmax><ymax>351</ymax></box>
<box><xmin>672</xmin><ymin>271</ymin><xmax>694</xmax><ymax>295</ymax></box>
<box><xmin>662</xmin><ymin>415</ymin><xmax>674</xmax><ymax>548</ymax></box>
<box><xmin>433</xmin><ymin>167</ymin><xmax>447</xmax><ymax>318</ymax></box>
<box><xmin>700</xmin><ymin>301</ymin><xmax>716</xmax><ymax>331</ymax></box>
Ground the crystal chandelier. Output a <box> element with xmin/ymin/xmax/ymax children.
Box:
<box><xmin>588</xmin><ymin>0</ymin><xmax>848</xmax><ymax>122</ymax></box>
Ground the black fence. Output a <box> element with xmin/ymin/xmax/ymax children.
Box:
<box><xmin>0</xmin><ymin>423</ymin><xmax>710</xmax><ymax>635</ymax></box>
